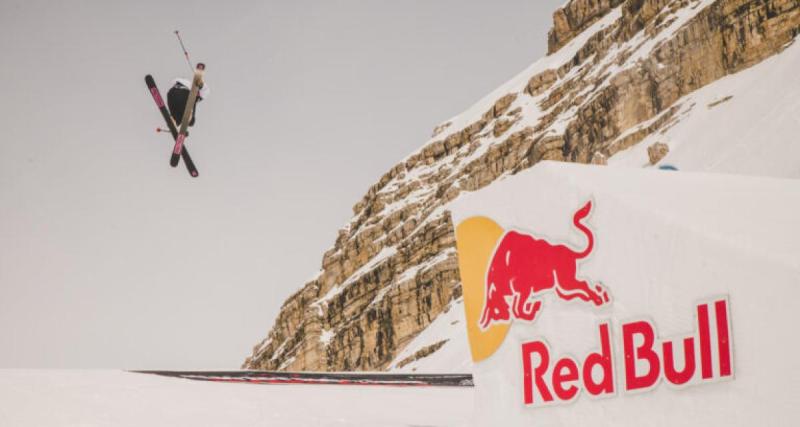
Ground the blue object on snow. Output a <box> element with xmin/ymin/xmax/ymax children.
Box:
<box><xmin>658</xmin><ymin>164</ymin><xmax>678</xmax><ymax>171</ymax></box>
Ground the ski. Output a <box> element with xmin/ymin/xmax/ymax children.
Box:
<box><xmin>145</xmin><ymin>74</ymin><xmax>198</xmax><ymax>177</ymax></box>
<box><xmin>170</xmin><ymin>64</ymin><xmax>205</xmax><ymax>167</ymax></box>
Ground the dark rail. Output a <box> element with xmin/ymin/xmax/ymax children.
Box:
<box><xmin>132</xmin><ymin>370</ymin><xmax>474</xmax><ymax>387</ymax></box>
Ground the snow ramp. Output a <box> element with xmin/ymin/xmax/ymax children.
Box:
<box><xmin>450</xmin><ymin>161</ymin><xmax>800</xmax><ymax>425</ymax></box>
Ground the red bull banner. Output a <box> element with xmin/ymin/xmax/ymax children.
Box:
<box><xmin>450</xmin><ymin>162</ymin><xmax>800</xmax><ymax>425</ymax></box>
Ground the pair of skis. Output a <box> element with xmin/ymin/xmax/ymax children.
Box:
<box><xmin>144</xmin><ymin>64</ymin><xmax>204</xmax><ymax>178</ymax></box>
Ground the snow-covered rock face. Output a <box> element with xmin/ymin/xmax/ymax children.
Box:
<box><xmin>244</xmin><ymin>0</ymin><xmax>800</xmax><ymax>372</ymax></box>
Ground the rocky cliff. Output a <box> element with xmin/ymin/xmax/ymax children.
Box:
<box><xmin>243</xmin><ymin>0</ymin><xmax>800</xmax><ymax>371</ymax></box>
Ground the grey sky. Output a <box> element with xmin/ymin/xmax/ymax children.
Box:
<box><xmin>0</xmin><ymin>0</ymin><xmax>563</xmax><ymax>369</ymax></box>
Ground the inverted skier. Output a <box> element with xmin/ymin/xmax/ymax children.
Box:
<box><xmin>167</xmin><ymin>62</ymin><xmax>210</xmax><ymax>128</ymax></box>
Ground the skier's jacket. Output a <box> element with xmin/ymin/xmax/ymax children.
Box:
<box><xmin>167</xmin><ymin>78</ymin><xmax>210</xmax><ymax>127</ymax></box>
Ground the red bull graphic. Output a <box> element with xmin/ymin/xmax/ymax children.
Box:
<box><xmin>454</xmin><ymin>199</ymin><xmax>737</xmax><ymax>408</ymax></box>
<box><xmin>479</xmin><ymin>201</ymin><xmax>610</xmax><ymax>330</ymax></box>
<box><xmin>521</xmin><ymin>298</ymin><xmax>733</xmax><ymax>406</ymax></box>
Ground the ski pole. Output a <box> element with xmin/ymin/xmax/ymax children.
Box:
<box><xmin>174</xmin><ymin>30</ymin><xmax>194</xmax><ymax>73</ymax></box>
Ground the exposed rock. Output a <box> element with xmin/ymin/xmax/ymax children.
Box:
<box><xmin>591</xmin><ymin>152</ymin><xmax>609</xmax><ymax>165</ymax></box>
<box><xmin>549</xmin><ymin>0</ymin><xmax>626</xmax><ymax>53</ymax></box>
<box><xmin>708</xmin><ymin>95</ymin><xmax>734</xmax><ymax>108</ymax></box>
<box><xmin>526</xmin><ymin>69</ymin><xmax>559</xmax><ymax>96</ymax></box>
<box><xmin>492</xmin><ymin>118</ymin><xmax>516</xmax><ymax>137</ymax></box>
<box><xmin>491</xmin><ymin>93</ymin><xmax>518</xmax><ymax>117</ymax></box>
<box><xmin>431</xmin><ymin>121</ymin><xmax>452</xmax><ymax>137</ymax></box>
<box><xmin>395</xmin><ymin>340</ymin><xmax>449</xmax><ymax>369</ymax></box>
<box><xmin>648</xmin><ymin>142</ymin><xmax>670</xmax><ymax>164</ymax></box>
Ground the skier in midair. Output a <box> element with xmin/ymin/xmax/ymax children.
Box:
<box><xmin>167</xmin><ymin>62</ymin><xmax>209</xmax><ymax>128</ymax></box>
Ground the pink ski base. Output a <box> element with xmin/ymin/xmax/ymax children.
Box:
<box><xmin>173</xmin><ymin>134</ymin><xmax>185</xmax><ymax>155</ymax></box>
<box><xmin>149</xmin><ymin>87</ymin><xmax>165</xmax><ymax>108</ymax></box>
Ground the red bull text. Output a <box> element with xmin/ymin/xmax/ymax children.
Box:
<box><xmin>521</xmin><ymin>298</ymin><xmax>733</xmax><ymax>406</ymax></box>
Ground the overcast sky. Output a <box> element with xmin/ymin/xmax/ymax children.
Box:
<box><xmin>0</xmin><ymin>0</ymin><xmax>563</xmax><ymax>369</ymax></box>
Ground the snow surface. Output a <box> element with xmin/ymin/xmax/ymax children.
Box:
<box><xmin>0</xmin><ymin>370</ymin><xmax>473</xmax><ymax>427</ymax></box>
<box><xmin>610</xmin><ymin>39</ymin><xmax>800</xmax><ymax>178</ymax></box>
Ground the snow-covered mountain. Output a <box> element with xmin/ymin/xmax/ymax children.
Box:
<box><xmin>244</xmin><ymin>0</ymin><xmax>800</xmax><ymax>372</ymax></box>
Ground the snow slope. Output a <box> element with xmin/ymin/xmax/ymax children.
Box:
<box><xmin>0</xmin><ymin>370</ymin><xmax>473</xmax><ymax>427</ymax></box>
<box><xmin>610</xmin><ymin>39</ymin><xmax>800</xmax><ymax>178</ymax></box>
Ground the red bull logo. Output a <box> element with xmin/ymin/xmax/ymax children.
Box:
<box><xmin>454</xmin><ymin>200</ymin><xmax>735</xmax><ymax>407</ymax></box>
<box><xmin>521</xmin><ymin>298</ymin><xmax>733</xmax><ymax>406</ymax></box>
<box><xmin>455</xmin><ymin>201</ymin><xmax>609</xmax><ymax>362</ymax></box>
<box><xmin>479</xmin><ymin>201</ymin><xmax>610</xmax><ymax>330</ymax></box>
